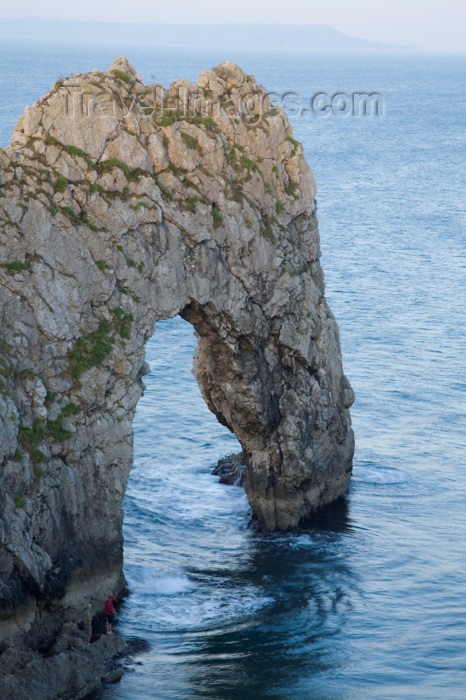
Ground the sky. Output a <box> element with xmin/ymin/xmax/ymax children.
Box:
<box><xmin>0</xmin><ymin>0</ymin><xmax>465</xmax><ymax>51</ymax></box>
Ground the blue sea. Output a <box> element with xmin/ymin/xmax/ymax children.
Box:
<box><xmin>1</xmin><ymin>38</ymin><xmax>465</xmax><ymax>699</ymax></box>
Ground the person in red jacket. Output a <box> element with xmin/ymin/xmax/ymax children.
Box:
<box><xmin>104</xmin><ymin>594</ymin><xmax>117</xmax><ymax>635</ymax></box>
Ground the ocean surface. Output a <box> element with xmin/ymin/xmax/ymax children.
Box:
<box><xmin>1</xmin><ymin>38</ymin><xmax>465</xmax><ymax>698</ymax></box>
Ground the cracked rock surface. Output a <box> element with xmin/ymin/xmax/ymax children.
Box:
<box><xmin>0</xmin><ymin>622</ymin><xmax>125</xmax><ymax>699</ymax></box>
<box><xmin>0</xmin><ymin>57</ymin><xmax>354</xmax><ymax>647</ymax></box>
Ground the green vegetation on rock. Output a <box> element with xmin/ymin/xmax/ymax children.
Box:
<box><xmin>46</xmin><ymin>415</ymin><xmax>72</xmax><ymax>442</ymax></box>
<box><xmin>67</xmin><ymin>321</ymin><xmax>114</xmax><ymax>384</ymax></box>
<box><xmin>16</xmin><ymin>368</ymin><xmax>36</xmax><ymax>379</ymax></box>
<box><xmin>182</xmin><ymin>133</ymin><xmax>198</xmax><ymax>148</ymax></box>
<box><xmin>18</xmin><ymin>419</ymin><xmax>47</xmax><ymax>466</ymax></box>
<box><xmin>54</xmin><ymin>176</ymin><xmax>68</xmax><ymax>192</ymax></box>
<box><xmin>186</xmin><ymin>195</ymin><xmax>200</xmax><ymax>212</ymax></box>
<box><xmin>155</xmin><ymin>179</ymin><xmax>172</xmax><ymax>199</ymax></box>
<box><xmin>212</xmin><ymin>207</ymin><xmax>224</xmax><ymax>227</ymax></box>
<box><xmin>111</xmin><ymin>69</ymin><xmax>131</xmax><ymax>84</ymax></box>
<box><xmin>239</xmin><ymin>155</ymin><xmax>256</xmax><ymax>172</ymax></box>
<box><xmin>14</xmin><ymin>495</ymin><xmax>25</xmax><ymax>509</ymax></box>
<box><xmin>62</xmin><ymin>402</ymin><xmax>81</xmax><ymax>417</ymax></box>
<box><xmin>96</xmin><ymin>158</ymin><xmax>134</xmax><ymax>181</ymax></box>
<box><xmin>260</xmin><ymin>217</ymin><xmax>277</xmax><ymax>244</ymax></box>
<box><xmin>284</xmin><ymin>181</ymin><xmax>299</xmax><ymax>200</ymax></box>
<box><xmin>1</xmin><ymin>261</ymin><xmax>31</xmax><ymax>274</ymax></box>
<box><xmin>168</xmin><ymin>163</ymin><xmax>187</xmax><ymax>177</ymax></box>
<box><xmin>285</xmin><ymin>135</ymin><xmax>300</xmax><ymax>156</ymax></box>
<box><xmin>64</xmin><ymin>145</ymin><xmax>92</xmax><ymax>165</ymax></box>
<box><xmin>112</xmin><ymin>307</ymin><xmax>134</xmax><ymax>339</ymax></box>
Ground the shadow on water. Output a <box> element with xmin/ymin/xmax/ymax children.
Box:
<box><xmin>179</xmin><ymin>497</ymin><xmax>360</xmax><ymax>699</ymax></box>
<box><xmin>299</xmin><ymin>495</ymin><xmax>353</xmax><ymax>534</ymax></box>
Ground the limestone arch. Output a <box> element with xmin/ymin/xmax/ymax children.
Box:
<box><xmin>0</xmin><ymin>57</ymin><xmax>354</xmax><ymax>639</ymax></box>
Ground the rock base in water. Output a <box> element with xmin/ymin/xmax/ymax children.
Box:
<box><xmin>0</xmin><ymin>623</ymin><xmax>124</xmax><ymax>700</ymax></box>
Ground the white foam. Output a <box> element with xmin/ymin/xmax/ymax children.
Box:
<box><xmin>353</xmin><ymin>465</ymin><xmax>409</xmax><ymax>485</ymax></box>
<box><xmin>152</xmin><ymin>574</ymin><xmax>194</xmax><ymax>595</ymax></box>
<box><xmin>124</xmin><ymin>561</ymin><xmax>275</xmax><ymax>633</ymax></box>
<box><xmin>158</xmin><ymin>592</ymin><xmax>272</xmax><ymax>632</ymax></box>
<box><xmin>127</xmin><ymin>566</ymin><xmax>194</xmax><ymax>596</ymax></box>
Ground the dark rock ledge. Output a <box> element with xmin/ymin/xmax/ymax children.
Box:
<box><xmin>212</xmin><ymin>452</ymin><xmax>246</xmax><ymax>486</ymax></box>
<box><xmin>0</xmin><ymin>623</ymin><xmax>124</xmax><ymax>699</ymax></box>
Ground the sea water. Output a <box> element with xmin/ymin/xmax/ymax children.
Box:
<box><xmin>1</xmin><ymin>38</ymin><xmax>465</xmax><ymax>698</ymax></box>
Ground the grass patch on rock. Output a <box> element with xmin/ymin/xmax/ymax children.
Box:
<box><xmin>46</xmin><ymin>415</ymin><xmax>72</xmax><ymax>442</ymax></box>
<box><xmin>1</xmin><ymin>261</ymin><xmax>31</xmax><ymax>274</ymax></box>
<box><xmin>14</xmin><ymin>495</ymin><xmax>25</xmax><ymax>509</ymax></box>
<box><xmin>212</xmin><ymin>206</ymin><xmax>223</xmax><ymax>227</ymax></box>
<box><xmin>112</xmin><ymin>307</ymin><xmax>134</xmax><ymax>339</ymax></box>
<box><xmin>285</xmin><ymin>135</ymin><xmax>300</xmax><ymax>156</ymax></box>
<box><xmin>182</xmin><ymin>133</ymin><xmax>198</xmax><ymax>149</ymax></box>
<box><xmin>186</xmin><ymin>195</ymin><xmax>200</xmax><ymax>212</ymax></box>
<box><xmin>260</xmin><ymin>217</ymin><xmax>277</xmax><ymax>244</ymax></box>
<box><xmin>54</xmin><ymin>176</ymin><xmax>68</xmax><ymax>192</ymax></box>
<box><xmin>284</xmin><ymin>181</ymin><xmax>299</xmax><ymax>200</ymax></box>
<box><xmin>111</xmin><ymin>69</ymin><xmax>131</xmax><ymax>84</ymax></box>
<box><xmin>67</xmin><ymin>321</ymin><xmax>114</xmax><ymax>385</ymax></box>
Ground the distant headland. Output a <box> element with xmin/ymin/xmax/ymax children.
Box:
<box><xmin>0</xmin><ymin>18</ymin><xmax>404</xmax><ymax>50</ymax></box>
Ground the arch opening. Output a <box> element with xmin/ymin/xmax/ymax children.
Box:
<box><xmin>128</xmin><ymin>314</ymin><xmax>241</xmax><ymax>519</ymax></box>
<box><xmin>123</xmin><ymin>315</ymin><xmax>245</xmax><ymax>588</ymax></box>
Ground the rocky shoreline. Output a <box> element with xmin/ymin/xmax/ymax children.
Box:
<box><xmin>0</xmin><ymin>623</ymin><xmax>125</xmax><ymax>699</ymax></box>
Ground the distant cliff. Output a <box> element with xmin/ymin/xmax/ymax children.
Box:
<box><xmin>0</xmin><ymin>19</ymin><xmax>397</xmax><ymax>49</ymax></box>
<box><xmin>0</xmin><ymin>57</ymin><xmax>354</xmax><ymax>661</ymax></box>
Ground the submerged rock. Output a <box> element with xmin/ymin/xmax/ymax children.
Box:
<box><xmin>0</xmin><ymin>57</ymin><xmax>354</xmax><ymax>670</ymax></box>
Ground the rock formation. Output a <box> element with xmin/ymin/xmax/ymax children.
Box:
<box><xmin>0</xmin><ymin>625</ymin><xmax>124</xmax><ymax>698</ymax></box>
<box><xmin>0</xmin><ymin>56</ymin><xmax>354</xmax><ymax>652</ymax></box>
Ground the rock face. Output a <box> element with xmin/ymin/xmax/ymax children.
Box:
<box><xmin>0</xmin><ymin>624</ymin><xmax>125</xmax><ymax>699</ymax></box>
<box><xmin>0</xmin><ymin>57</ymin><xmax>354</xmax><ymax>646</ymax></box>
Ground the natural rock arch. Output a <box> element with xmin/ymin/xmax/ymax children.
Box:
<box><xmin>0</xmin><ymin>57</ymin><xmax>354</xmax><ymax>641</ymax></box>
